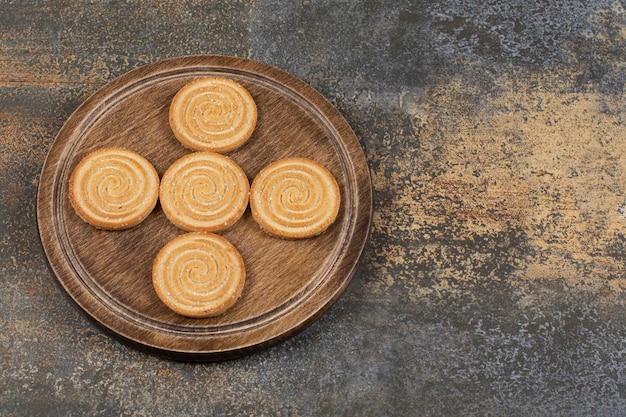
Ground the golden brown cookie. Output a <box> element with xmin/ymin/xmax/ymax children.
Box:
<box><xmin>152</xmin><ymin>232</ymin><xmax>245</xmax><ymax>318</ymax></box>
<box><xmin>169</xmin><ymin>76</ymin><xmax>257</xmax><ymax>153</ymax></box>
<box><xmin>68</xmin><ymin>147</ymin><xmax>159</xmax><ymax>230</ymax></box>
<box><xmin>250</xmin><ymin>157</ymin><xmax>341</xmax><ymax>239</ymax></box>
<box><xmin>159</xmin><ymin>151</ymin><xmax>249</xmax><ymax>232</ymax></box>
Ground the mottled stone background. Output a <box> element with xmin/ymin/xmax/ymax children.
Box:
<box><xmin>1</xmin><ymin>1</ymin><xmax>625</xmax><ymax>416</ymax></box>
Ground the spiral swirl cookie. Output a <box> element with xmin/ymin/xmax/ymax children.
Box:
<box><xmin>250</xmin><ymin>157</ymin><xmax>341</xmax><ymax>239</ymax></box>
<box><xmin>169</xmin><ymin>77</ymin><xmax>257</xmax><ymax>153</ymax></box>
<box><xmin>68</xmin><ymin>148</ymin><xmax>160</xmax><ymax>230</ymax></box>
<box><xmin>152</xmin><ymin>232</ymin><xmax>245</xmax><ymax>318</ymax></box>
<box><xmin>160</xmin><ymin>152</ymin><xmax>249</xmax><ymax>232</ymax></box>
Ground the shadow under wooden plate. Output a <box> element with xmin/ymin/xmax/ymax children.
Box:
<box><xmin>36</xmin><ymin>55</ymin><xmax>373</xmax><ymax>361</ymax></box>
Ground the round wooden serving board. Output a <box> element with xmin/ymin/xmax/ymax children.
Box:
<box><xmin>36</xmin><ymin>55</ymin><xmax>373</xmax><ymax>361</ymax></box>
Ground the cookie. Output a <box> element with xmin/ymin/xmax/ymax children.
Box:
<box><xmin>159</xmin><ymin>151</ymin><xmax>249</xmax><ymax>232</ymax></box>
<box><xmin>250</xmin><ymin>157</ymin><xmax>341</xmax><ymax>239</ymax></box>
<box><xmin>169</xmin><ymin>76</ymin><xmax>257</xmax><ymax>153</ymax></box>
<box><xmin>68</xmin><ymin>147</ymin><xmax>159</xmax><ymax>230</ymax></box>
<box><xmin>152</xmin><ymin>232</ymin><xmax>245</xmax><ymax>318</ymax></box>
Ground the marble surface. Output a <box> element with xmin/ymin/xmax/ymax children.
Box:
<box><xmin>1</xmin><ymin>1</ymin><xmax>625</xmax><ymax>416</ymax></box>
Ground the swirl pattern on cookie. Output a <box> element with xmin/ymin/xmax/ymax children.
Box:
<box><xmin>68</xmin><ymin>148</ymin><xmax>159</xmax><ymax>230</ymax></box>
<box><xmin>152</xmin><ymin>232</ymin><xmax>245</xmax><ymax>318</ymax></box>
<box><xmin>250</xmin><ymin>157</ymin><xmax>341</xmax><ymax>239</ymax></box>
<box><xmin>169</xmin><ymin>77</ymin><xmax>257</xmax><ymax>153</ymax></box>
<box><xmin>160</xmin><ymin>152</ymin><xmax>250</xmax><ymax>232</ymax></box>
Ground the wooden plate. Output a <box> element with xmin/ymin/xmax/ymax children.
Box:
<box><xmin>36</xmin><ymin>55</ymin><xmax>372</xmax><ymax>361</ymax></box>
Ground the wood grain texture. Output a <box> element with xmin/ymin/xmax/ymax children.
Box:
<box><xmin>36</xmin><ymin>55</ymin><xmax>372</xmax><ymax>361</ymax></box>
